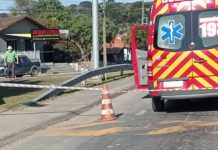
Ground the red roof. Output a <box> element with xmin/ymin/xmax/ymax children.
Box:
<box><xmin>105</xmin><ymin>36</ymin><xmax>130</xmax><ymax>49</ymax></box>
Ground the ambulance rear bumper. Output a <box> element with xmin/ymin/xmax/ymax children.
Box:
<box><xmin>160</xmin><ymin>89</ymin><xmax>218</xmax><ymax>100</ymax></box>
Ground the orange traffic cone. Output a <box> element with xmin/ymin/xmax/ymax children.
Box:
<box><xmin>101</xmin><ymin>85</ymin><xmax>116</xmax><ymax>121</ymax></box>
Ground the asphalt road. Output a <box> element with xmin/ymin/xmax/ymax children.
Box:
<box><xmin>3</xmin><ymin>90</ymin><xmax>218</xmax><ymax>150</ymax></box>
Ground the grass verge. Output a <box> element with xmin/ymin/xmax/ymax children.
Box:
<box><xmin>0</xmin><ymin>71</ymin><xmax>133</xmax><ymax>111</ymax></box>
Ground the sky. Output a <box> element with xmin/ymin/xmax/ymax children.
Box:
<box><xmin>0</xmin><ymin>0</ymin><xmax>140</xmax><ymax>13</ymax></box>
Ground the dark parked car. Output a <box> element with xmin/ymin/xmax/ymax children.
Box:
<box><xmin>0</xmin><ymin>55</ymin><xmax>41</xmax><ymax>77</ymax></box>
<box><xmin>0</xmin><ymin>58</ymin><xmax>5</xmax><ymax>76</ymax></box>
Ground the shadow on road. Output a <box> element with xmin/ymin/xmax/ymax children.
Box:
<box><xmin>142</xmin><ymin>94</ymin><xmax>151</xmax><ymax>99</ymax></box>
<box><xmin>165</xmin><ymin>98</ymin><xmax>218</xmax><ymax>113</ymax></box>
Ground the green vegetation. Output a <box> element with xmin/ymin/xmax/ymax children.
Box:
<box><xmin>0</xmin><ymin>71</ymin><xmax>133</xmax><ymax>111</ymax></box>
<box><xmin>0</xmin><ymin>75</ymin><xmax>74</xmax><ymax>111</ymax></box>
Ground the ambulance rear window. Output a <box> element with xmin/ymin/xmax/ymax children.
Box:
<box><xmin>198</xmin><ymin>10</ymin><xmax>218</xmax><ymax>48</ymax></box>
<box><xmin>155</xmin><ymin>14</ymin><xmax>186</xmax><ymax>50</ymax></box>
<box><xmin>155</xmin><ymin>9</ymin><xmax>218</xmax><ymax>51</ymax></box>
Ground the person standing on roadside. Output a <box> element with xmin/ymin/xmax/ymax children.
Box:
<box><xmin>4</xmin><ymin>46</ymin><xmax>19</xmax><ymax>79</ymax></box>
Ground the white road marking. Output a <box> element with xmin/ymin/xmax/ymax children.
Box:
<box><xmin>135</xmin><ymin>110</ymin><xmax>147</xmax><ymax>116</ymax></box>
<box><xmin>107</xmin><ymin>145</ymin><xmax>113</xmax><ymax>148</ymax></box>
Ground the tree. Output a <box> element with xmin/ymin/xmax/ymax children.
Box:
<box><xmin>115</xmin><ymin>2</ymin><xmax>152</xmax><ymax>45</ymax></box>
<box><xmin>99</xmin><ymin>17</ymin><xmax>118</xmax><ymax>43</ymax></box>
<box><xmin>107</xmin><ymin>0</ymin><xmax>115</xmax><ymax>3</ymax></box>
<box><xmin>62</xmin><ymin>13</ymin><xmax>118</xmax><ymax>59</ymax></box>
<box><xmin>79</xmin><ymin>1</ymin><xmax>92</xmax><ymax>9</ymax></box>
<box><xmin>68</xmin><ymin>1</ymin><xmax>92</xmax><ymax>14</ymax></box>
<box><xmin>11</xmin><ymin>0</ymin><xmax>36</xmax><ymax>15</ymax></box>
<box><xmin>10</xmin><ymin>0</ymin><xmax>127</xmax><ymax>61</ymax></box>
<box><xmin>31</xmin><ymin>0</ymin><xmax>65</xmax><ymax>28</ymax></box>
<box><xmin>106</xmin><ymin>3</ymin><xmax>125</xmax><ymax>24</ymax></box>
<box><xmin>68</xmin><ymin>4</ymin><xmax>77</xmax><ymax>11</ymax></box>
<box><xmin>30</xmin><ymin>0</ymin><xmax>140</xmax><ymax>60</ymax></box>
<box><xmin>66</xmin><ymin>14</ymin><xmax>93</xmax><ymax>58</ymax></box>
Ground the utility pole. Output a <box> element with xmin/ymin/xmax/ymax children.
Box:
<box><xmin>102</xmin><ymin>0</ymin><xmax>107</xmax><ymax>67</ymax></box>
<box><xmin>141</xmin><ymin>0</ymin><xmax>145</xmax><ymax>25</ymax></box>
<box><xmin>92</xmin><ymin>0</ymin><xmax>99</xmax><ymax>69</ymax></box>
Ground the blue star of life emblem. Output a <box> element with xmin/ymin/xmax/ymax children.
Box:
<box><xmin>161</xmin><ymin>20</ymin><xmax>184</xmax><ymax>45</ymax></box>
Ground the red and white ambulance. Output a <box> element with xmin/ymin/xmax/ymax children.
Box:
<box><xmin>131</xmin><ymin>0</ymin><xmax>218</xmax><ymax>111</ymax></box>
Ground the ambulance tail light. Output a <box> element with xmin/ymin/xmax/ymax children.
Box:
<box><xmin>147</xmin><ymin>53</ymin><xmax>153</xmax><ymax>80</ymax></box>
<box><xmin>148</xmin><ymin>72</ymin><xmax>153</xmax><ymax>80</ymax></box>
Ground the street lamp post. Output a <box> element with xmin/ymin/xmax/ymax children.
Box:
<box><xmin>102</xmin><ymin>0</ymin><xmax>107</xmax><ymax>67</ymax></box>
<box><xmin>92</xmin><ymin>0</ymin><xmax>99</xmax><ymax>69</ymax></box>
<box><xmin>141</xmin><ymin>0</ymin><xmax>145</xmax><ymax>25</ymax></box>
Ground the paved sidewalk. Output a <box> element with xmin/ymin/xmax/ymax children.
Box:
<box><xmin>0</xmin><ymin>76</ymin><xmax>135</xmax><ymax>148</ymax></box>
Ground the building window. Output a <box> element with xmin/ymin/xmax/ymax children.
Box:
<box><xmin>25</xmin><ymin>39</ymin><xmax>33</xmax><ymax>51</ymax></box>
<box><xmin>7</xmin><ymin>40</ymin><xmax>17</xmax><ymax>50</ymax></box>
<box><xmin>123</xmin><ymin>48</ymin><xmax>131</xmax><ymax>61</ymax></box>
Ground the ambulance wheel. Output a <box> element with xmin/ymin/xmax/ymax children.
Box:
<box><xmin>152</xmin><ymin>97</ymin><xmax>165</xmax><ymax>112</ymax></box>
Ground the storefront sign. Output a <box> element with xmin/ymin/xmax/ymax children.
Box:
<box><xmin>31</xmin><ymin>29</ymin><xmax>60</xmax><ymax>41</ymax></box>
